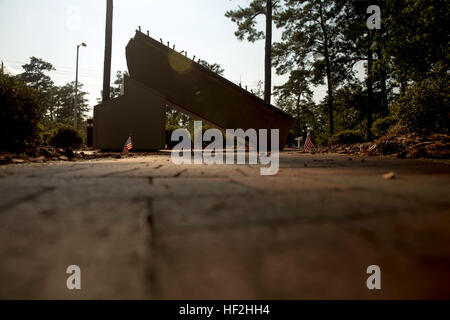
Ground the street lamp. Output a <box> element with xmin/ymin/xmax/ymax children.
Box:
<box><xmin>74</xmin><ymin>42</ymin><xmax>87</xmax><ymax>128</ymax></box>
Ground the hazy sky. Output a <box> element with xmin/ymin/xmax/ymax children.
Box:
<box><xmin>0</xmin><ymin>0</ymin><xmax>328</xmax><ymax>114</ymax></box>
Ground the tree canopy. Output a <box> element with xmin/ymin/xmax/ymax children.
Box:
<box><xmin>225</xmin><ymin>0</ymin><xmax>449</xmax><ymax>143</ymax></box>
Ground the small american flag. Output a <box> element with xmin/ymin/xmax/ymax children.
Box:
<box><xmin>303</xmin><ymin>134</ymin><xmax>316</xmax><ymax>153</ymax></box>
<box><xmin>122</xmin><ymin>136</ymin><xmax>133</xmax><ymax>154</ymax></box>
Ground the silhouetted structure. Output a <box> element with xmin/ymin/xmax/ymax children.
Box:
<box><xmin>94</xmin><ymin>31</ymin><xmax>294</xmax><ymax>150</ymax></box>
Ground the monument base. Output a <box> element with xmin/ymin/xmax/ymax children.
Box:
<box><xmin>93</xmin><ymin>76</ymin><xmax>166</xmax><ymax>151</ymax></box>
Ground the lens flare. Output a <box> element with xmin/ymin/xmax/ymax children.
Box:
<box><xmin>168</xmin><ymin>51</ymin><xmax>193</xmax><ymax>75</ymax></box>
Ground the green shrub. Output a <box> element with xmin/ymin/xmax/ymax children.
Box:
<box><xmin>392</xmin><ymin>75</ymin><xmax>449</xmax><ymax>134</ymax></box>
<box><xmin>48</xmin><ymin>125</ymin><xmax>82</xmax><ymax>149</ymax></box>
<box><xmin>372</xmin><ymin>116</ymin><xmax>397</xmax><ymax>138</ymax></box>
<box><xmin>0</xmin><ymin>73</ymin><xmax>43</xmax><ymax>150</ymax></box>
<box><xmin>39</xmin><ymin>120</ymin><xmax>63</xmax><ymax>145</ymax></box>
<box><xmin>40</xmin><ymin>130</ymin><xmax>53</xmax><ymax>145</ymax></box>
<box><xmin>329</xmin><ymin>130</ymin><xmax>364</xmax><ymax>145</ymax></box>
<box><xmin>316</xmin><ymin>133</ymin><xmax>330</xmax><ymax>147</ymax></box>
<box><xmin>285</xmin><ymin>131</ymin><xmax>296</xmax><ymax>147</ymax></box>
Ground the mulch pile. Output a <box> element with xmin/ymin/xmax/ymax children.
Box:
<box><xmin>319</xmin><ymin>133</ymin><xmax>450</xmax><ymax>159</ymax></box>
<box><xmin>3</xmin><ymin>133</ymin><xmax>449</xmax><ymax>165</ymax></box>
<box><xmin>0</xmin><ymin>146</ymin><xmax>162</xmax><ymax>165</ymax></box>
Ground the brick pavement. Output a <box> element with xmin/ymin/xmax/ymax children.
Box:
<box><xmin>0</xmin><ymin>152</ymin><xmax>449</xmax><ymax>299</ymax></box>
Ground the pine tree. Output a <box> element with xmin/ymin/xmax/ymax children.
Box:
<box><xmin>54</xmin><ymin>82</ymin><xmax>89</xmax><ymax>125</ymax></box>
<box><xmin>226</xmin><ymin>0</ymin><xmax>281</xmax><ymax>104</ymax></box>
<box><xmin>274</xmin><ymin>69</ymin><xmax>313</xmax><ymax>137</ymax></box>
<box><xmin>17</xmin><ymin>57</ymin><xmax>55</xmax><ymax>119</ymax></box>
<box><xmin>274</xmin><ymin>0</ymin><xmax>349</xmax><ymax>135</ymax></box>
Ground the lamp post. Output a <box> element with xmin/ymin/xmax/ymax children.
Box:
<box><xmin>74</xmin><ymin>42</ymin><xmax>87</xmax><ymax>128</ymax></box>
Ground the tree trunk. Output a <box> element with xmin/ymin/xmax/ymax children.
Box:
<box><xmin>380</xmin><ymin>66</ymin><xmax>388</xmax><ymax>116</ymax></box>
<box><xmin>296</xmin><ymin>92</ymin><xmax>301</xmax><ymax>137</ymax></box>
<box><xmin>376</xmin><ymin>36</ymin><xmax>389</xmax><ymax>116</ymax></box>
<box><xmin>366</xmin><ymin>37</ymin><xmax>373</xmax><ymax>141</ymax></box>
<box><xmin>325</xmin><ymin>54</ymin><xmax>334</xmax><ymax>136</ymax></box>
<box><xmin>318</xmin><ymin>1</ymin><xmax>334</xmax><ymax>135</ymax></box>
<box><xmin>264</xmin><ymin>0</ymin><xmax>272</xmax><ymax>104</ymax></box>
<box><xmin>400</xmin><ymin>80</ymin><xmax>406</xmax><ymax>96</ymax></box>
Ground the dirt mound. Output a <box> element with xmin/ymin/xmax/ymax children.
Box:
<box><xmin>319</xmin><ymin>133</ymin><xmax>450</xmax><ymax>159</ymax></box>
<box><xmin>0</xmin><ymin>146</ymin><xmax>170</xmax><ymax>165</ymax></box>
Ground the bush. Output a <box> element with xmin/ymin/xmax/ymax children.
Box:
<box><xmin>372</xmin><ymin>116</ymin><xmax>397</xmax><ymax>138</ymax></box>
<box><xmin>40</xmin><ymin>130</ymin><xmax>53</xmax><ymax>146</ymax></box>
<box><xmin>329</xmin><ymin>130</ymin><xmax>364</xmax><ymax>145</ymax></box>
<box><xmin>315</xmin><ymin>133</ymin><xmax>330</xmax><ymax>147</ymax></box>
<box><xmin>48</xmin><ymin>125</ymin><xmax>82</xmax><ymax>149</ymax></box>
<box><xmin>392</xmin><ymin>75</ymin><xmax>449</xmax><ymax>134</ymax></box>
<box><xmin>0</xmin><ymin>73</ymin><xmax>43</xmax><ymax>150</ymax></box>
<box><xmin>285</xmin><ymin>131</ymin><xmax>296</xmax><ymax>147</ymax></box>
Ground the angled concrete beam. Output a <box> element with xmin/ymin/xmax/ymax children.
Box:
<box><xmin>126</xmin><ymin>31</ymin><xmax>295</xmax><ymax>147</ymax></box>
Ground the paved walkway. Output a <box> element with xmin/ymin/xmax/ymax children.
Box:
<box><xmin>0</xmin><ymin>152</ymin><xmax>449</xmax><ymax>299</ymax></box>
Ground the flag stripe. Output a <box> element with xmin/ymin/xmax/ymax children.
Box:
<box><xmin>304</xmin><ymin>136</ymin><xmax>315</xmax><ymax>152</ymax></box>
<box><xmin>123</xmin><ymin>136</ymin><xmax>133</xmax><ymax>154</ymax></box>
